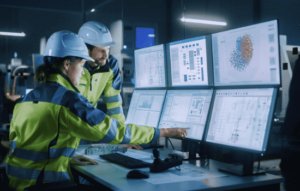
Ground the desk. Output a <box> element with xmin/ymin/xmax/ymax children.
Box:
<box><xmin>71</xmin><ymin>146</ymin><xmax>284</xmax><ymax>191</ymax></box>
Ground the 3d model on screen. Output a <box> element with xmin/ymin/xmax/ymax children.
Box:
<box><xmin>230</xmin><ymin>34</ymin><xmax>254</xmax><ymax>71</ymax></box>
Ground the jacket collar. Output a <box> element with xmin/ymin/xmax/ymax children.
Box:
<box><xmin>83</xmin><ymin>56</ymin><xmax>111</xmax><ymax>75</ymax></box>
<box><xmin>47</xmin><ymin>73</ymin><xmax>80</xmax><ymax>92</ymax></box>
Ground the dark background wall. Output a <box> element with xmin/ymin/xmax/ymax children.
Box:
<box><xmin>0</xmin><ymin>7</ymin><xmax>83</xmax><ymax>66</ymax></box>
<box><xmin>0</xmin><ymin>0</ymin><xmax>299</xmax><ymax>66</ymax></box>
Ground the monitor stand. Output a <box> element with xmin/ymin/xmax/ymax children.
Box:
<box><xmin>180</xmin><ymin>140</ymin><xmax>207</xmax><ymax>161</ymax></box>
<box><xmin>217</xmin><ymin>152</ymin><xmax>266</xmax><ymax>176</ymax></box>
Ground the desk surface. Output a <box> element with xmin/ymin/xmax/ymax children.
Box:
<box><xmin>72</xmin><ymin>145</ymin><xmax>284</xmax><ymax>191</ymax></box>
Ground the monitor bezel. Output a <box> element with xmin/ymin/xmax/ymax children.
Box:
<box><xmin>211</xmin><ymin>19</ymin><xmax>281</xmax><ymax>88</ymax></box>
<box><xmin>134</xmin><ymin>44</ymin><xmax>168</xmax><ymax>90</ymax></box>
<box><xmin>203</xmin><ymin>87</ymin><xmax>278</xmax><ymax>154</ymax></box>
<box><xmin>166</xmin><ymin>35</ymin><xmax>214</xmax><ymax>88</ymax></box>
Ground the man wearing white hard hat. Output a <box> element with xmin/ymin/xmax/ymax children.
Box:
<box><xmin>77</xmin><ymin>21</ymin><xmax>142</xmax><ymax>149</ymax></box>
<box><xmin>77</xmin><ymin>21</ymin><xmax>124</xmax><ymax>125</ymax></box>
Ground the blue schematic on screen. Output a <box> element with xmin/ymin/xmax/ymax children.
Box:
<box><xmin>212</xmin><ymin>20</ymin><xmax>280</xmax><ymax>86</ymax></box>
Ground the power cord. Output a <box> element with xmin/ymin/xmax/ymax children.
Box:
<box><xmin>183</xmin><ymin>139</ymin><xmax>189</xmax><ymax>152</ymax></box>
<box><xmin>166</xmin><ymin>137</ymin><xmax>182</xmax><ymax>171</ymax></box>
<box><xmin>166</xmin><ymin>137</ymin><xmax>175</xmax><ymax>150</ymax></box>
<box><xmin>257</xmin><ymin>154</ymin><xmax>261</xmax><ymax>171</ymax></box>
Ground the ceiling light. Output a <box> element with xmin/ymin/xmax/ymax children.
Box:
<box><xmin>0</xmin><ymin>32</ymin><xmax>26</xmax><ymax>37</ymax></box>
<box><xmin>148</xmin><ymin>34</ymin><xmax>155</xmax><ymax>37</ymax></box>
<box><xmin>91</xmin><ymin>9</ymin><xmax>95</xmax><ymax>12</ymax></box>
<box><xmin>181</xmin><ymin>18</ymin><xmax>227</xmax><ymax>26</ymax></box>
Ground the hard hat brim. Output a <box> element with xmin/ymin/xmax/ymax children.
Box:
<box><xmin>93</xmin><ymin>41</ymin><xmax>116</xmax><ymax>48</ymax></box>
<box><xmin>74</xmin><ymin>53</ymin><xmax>94</xmax><ymax>62</ymax></box>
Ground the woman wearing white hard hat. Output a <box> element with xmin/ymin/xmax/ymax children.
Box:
<box><xmin>5</xmin><ymin>30</ymin><xmax>188</xmax><ymax>191</ymax></box>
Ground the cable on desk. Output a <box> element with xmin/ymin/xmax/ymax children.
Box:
<box><xmin>166</xmin><ymin>137</ymin><xmax>175</xmax><ymax>150</ymax></box>
<box><xmin>166</xmin><ymin>137</ymin><xmax>182</xmax><ymax>171</ymax></box>
<box><xmin>183</xmin><ymin>139</ymin><xmax>189</xmax><ymax>152</ymax></box>
<box><xmin>257</xmin><ymin>154</ymin><xmax>261</xmax><ymax>171</ymax></box>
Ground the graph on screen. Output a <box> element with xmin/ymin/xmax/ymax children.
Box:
<box><xmin>158</xmin><ymin>90</ymin><xmax>213</xmax><ymax>141</ymax></box>
<box><xmin>169</xmin><ymin>36</ymin><xmax>209</xmax><ymax>86</ymax></box>
<box><xmin>230</xmin><ymin>34</ymin><xmax>254</xmax><ymax>71</ymax></box>
<box><xmin>205</xmin><ymin>88</ymin><xmax>276</xmax><ymax>152</ymax></box>
<box><xmin>134</xmin><ymin>44</ymin><xmax>166</xmax><ymax>88</ymax></box>
<box><xmin>126</xmin><ymin>90</ymin><xmax>166</xmax><ymax>127</ymax></box>
<box><xmin>212</xmin><ymin>20</ymin><xmax>280</xmax><ymax>86</ymax></box>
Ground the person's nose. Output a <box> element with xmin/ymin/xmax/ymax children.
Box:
<box><xmin>103</xmin><ymin>51</ymin><xmax>108</xmax><ymax>59</ymax></box>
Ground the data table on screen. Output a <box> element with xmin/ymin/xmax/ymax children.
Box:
<box><xmin>126</xmin><ymin>90</ymin><xmax>166</xmax><ymax>127</ymax></box>
<box><xmin>212</xmin><ymin>20</ymin><xmax>280</xmax><ymax>86</ymax></box>
<box><xmin>158</xmin><ymin>90</ymin><xmax>213</xmax><ymax>141</ymax></box>
<box><xmin>169</xmin><ymin>36</ymin><xmax>210</xmax><ymax>87</ymax></box>
<box><xmin>205</xmin><ymin>88</ymin><xmax>276</xmax><ymax>152</ymax></box>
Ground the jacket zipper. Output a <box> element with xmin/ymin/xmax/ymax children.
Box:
<box><xmin>90</xmin><ymin>76</ymin><xmax>93</xmax><ymax>91</ymax></box>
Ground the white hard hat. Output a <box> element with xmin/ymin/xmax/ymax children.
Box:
<box><xmin>78</xmin><ymin>21</ymin><xmax>116</xmax><ymax>48</ymax></box>
<box><xmin>44</xmin><ymin>30</ymin><xmax>94</xmax><ymax>62</ymax></box>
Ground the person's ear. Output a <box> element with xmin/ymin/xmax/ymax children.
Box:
<box><xmin>87</xmin><ymin>48</ymin><xmax>91</xmax><ymax>56</ymax></box>
<box><xmin>63</xmin><ymin>59</ymin><xmax>71</xmax><ymax>71</ymax></box>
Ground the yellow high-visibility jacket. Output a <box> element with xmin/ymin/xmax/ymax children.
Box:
<box><xmin>76</xmin><ymin>55</ymin><xmax>125</xmax><ymax>124</ymax></box>
<box><xmin>6</xmin><ymin>73</ymin><xmax>159</xmax><ymax>191</ymax></box>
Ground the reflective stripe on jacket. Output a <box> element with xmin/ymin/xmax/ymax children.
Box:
<box><xmin>76</xmin><ymin>55</ymin><xmax>125</xmax><ymax>123</ymax></box>
<box><xmin>6</xmin><ymin>73</ymin><xmax>159</xmax><ymax>191</ymax></box>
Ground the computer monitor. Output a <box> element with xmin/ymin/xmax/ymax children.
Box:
<box><xmin>212</xmin><ymin>20</ymin><xmax>280</xmax><ymax>87</ymax></box>
<box><xmin>134</xmin><ymin>44</ymin><xmax>167</xmax><ymax>88</ymax></box>
<box><xmin>166</xmin><ymin>35</ymin><xmax>214</xmax><ymax>87</ymax></box>
<box><xmin>205</xmin><ymin>88</ymin><xmax>277</xmax><ymax>153</ymax></box>
<box><xmin>158</xmin><ymin>89</ymin><xmax>213</xmax><ymax>141</ymax></box>
<box><xmin>125</xmin><ymin>90</ymin><xmax>166</xmax><ymax>127</ymax></box>
<box><xmin>25</xmin><ymin>89</ymin><xmax>33</xmax><ymax>94</ymax></box>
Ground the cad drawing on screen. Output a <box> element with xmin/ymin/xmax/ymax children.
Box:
<box><xmin>207</xmin><ymin>89</ymin><xmax>274</xmax><ymax>151</ymax></box>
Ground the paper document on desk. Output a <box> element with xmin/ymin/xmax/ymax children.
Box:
<box><xmin>75</xmin><ymin>149</ymin><xmax>107</xmax><ymax>162</ymax></box>
<box><xmin>144</xmin><ymin>163</ymin><xmax>227</xmax><ymax>185</ymax></box>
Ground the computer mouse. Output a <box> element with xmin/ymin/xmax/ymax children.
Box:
<box><xmin>126</xmin><ymin>170</ymin><xmax>149</xmax><ymax>179</ymax></box>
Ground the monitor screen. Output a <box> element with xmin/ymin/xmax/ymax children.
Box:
<box><xmin>167</xmin><ymin>35</ymin><xmax>213</xmax><ymax>87</ymax></box>
<box><xmin>134</xmin><ymin>44</ymin><xmax>166</xmax><ymax>88</ymax></box>
<box><xmin>158</xmin><ymin>89</ymin><xmax>213</xmax><ymax>141</ymax></box>
<box><xmin>136</xmin><ymin>27</ymin><xmax>155</xmax><ymax>48</ymax></box>
<box><xmin>212</xmin><ymin>20</ymin><xmax>280</xmax><ymax>86</ymax></box>
<box><xmin>126</xmin><ymin>90</ymin><xmax>166</xmax><ymax>127</ymax></box>
<box><xmin>26</xmin><ymin>89</ymin><xmax>33</xmax><ymax>94</ymax></box>
<box><xmin>205</xmin><ymin>88</ymin><xmax>277</xmax><ymax>152</ymax></box>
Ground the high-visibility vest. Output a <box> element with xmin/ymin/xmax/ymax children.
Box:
<box><xmin>6</xmin><ymin>73</ymin><xmax>159</xmax><ymax>191</ymax></box>
<box><xmin>77</xmin><ymin>55</ymin><xmax>125</xmax><ymax>124</ymax></box>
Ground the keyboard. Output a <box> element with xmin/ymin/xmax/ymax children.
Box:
<box><xmin>100</xmin><ymin>153</ymin><xmax>152</xmax><ymax>169</ymax></box>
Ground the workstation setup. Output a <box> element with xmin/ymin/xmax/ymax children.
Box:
<box><xmin>73</xmin><ymin>19</ymin><xmax>284</xmax><ymax>190</ymax></box>
<box><xmin>1</xmin><ymin>1</ymin><xmax>300</xmax><ymax>191</ymax></box>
